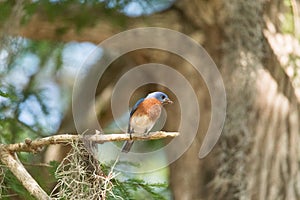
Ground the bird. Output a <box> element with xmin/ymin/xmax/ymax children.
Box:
<box><xmin>121</xmin><ymin>91</ymin><xmax>173</xmax><ymax>153</ymax></box>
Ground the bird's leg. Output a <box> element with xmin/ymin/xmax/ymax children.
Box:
<box><xmin>129</xmin><ymin>129</ymin><xmax>134</xmax><ymax>139</ymax></box>
<box><xmin>143</xmin><ymin>129</ymin><xmax>148</xmax><ymax>136</ymax></box>
<box><xmin>127</xmin><ymin>124</ymin><xmax>133</xmax><ymax>139</ymax></box>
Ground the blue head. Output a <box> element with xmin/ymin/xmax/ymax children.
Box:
<box><xmin>146</xmin><ymin>91</ymin><xmax>173</xmax><ymax>104</ymax></box>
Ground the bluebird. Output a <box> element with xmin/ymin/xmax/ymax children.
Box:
<box><xmin>121</xmin><ymin>91</ymin><xmax>173</xmax><ymax>153</ymax></box>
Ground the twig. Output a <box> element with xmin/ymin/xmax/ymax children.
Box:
<box><xmin>22</xmin><ymin>162</ymin><xmax>53</xmax><ymax>168</ymax></box>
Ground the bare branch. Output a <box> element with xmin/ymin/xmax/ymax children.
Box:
<box><xmin>87</xmin><ymin>131</ymin><xmax>179</xmax><ymax>142</ymax></box>
<box><xmin>1</xmin><ymin>131</ymin><xmax>179</xmax><ymax>153</ymax></box>
<box><xmin>0</xmin><ymin>150</ymin><xmax>50</xmax><ymax>200</ymax></box>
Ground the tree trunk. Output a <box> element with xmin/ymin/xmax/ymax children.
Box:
<box><xmin>169</xmin><ymin>0</ymin><xmax>300</xmax><ymax>200</ymax></box>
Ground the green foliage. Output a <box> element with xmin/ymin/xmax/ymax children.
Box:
<box><xmin>0</xmin><ymin>1</ymin><xmax>13</xmax><ymax>25</ymax></box>
<box><xmin>0</xmin><ymin>38</ymin><xmax>65</xmax><ymax>198</ymax></box>
<box><xmin>0</xmin><ymin>38</ymin><xmax>64</xmax><ymax>140</ymax></box>
<box><xmin>0</xmin><ymin>119</ymin><xmax>34</xmax><ymax>144</ymax></box>
<box><xmin>48</xmin><ymin>160</ymin><xmax>60</xmax><ymax>178</ymax></box>
<box><xmin>1</xmin><ymin>169</ymin><xmax>35</xmax><ymax>200</ymax></box>
<box><xmin>108</xmin><ymin>178</ymin><xmax>168</xmax><ymax>200</ymax></box>
<box><xmin>23</xmin><ymin>40</ymin><xmax>64</xmax><ymax>68</ymax></box>
<box><xmin>0</xmin><ymin>158</ymin><xmax>60</xmax><ymax>198</ymax></box>
<box><xmin>101</xmin><ymin>162</ymin><xmax>169</xmax><ymax>199</ymax></box>
<box><xmin>13</xmin><ymin>0</ymin><xmax>128</xmax><ymax>33</ymax></box>
<box><xmin>1</xmin><ymin>0</ymin><xmax>174</xmax><ymax>34</ymax></box>
<box><xmin>0</xmin><ymin>90</ymin><xmax>10</xmax><ymax>98</ymax></box>
<box><xmin>0</xmin><ymin>1</ymin><xmax>174</xmax><ymax>198</ymax></box>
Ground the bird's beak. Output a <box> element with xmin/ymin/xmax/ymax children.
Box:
<box><xmin>163</xmin><ymin>98</ymin><xmax>173</xmax><ymax>105</ymax></box>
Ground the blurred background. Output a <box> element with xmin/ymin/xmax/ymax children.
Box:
<box><xmin>0</xmin><ymin>0</ymin><xmax>300</xmax><ymax>199</ymax></box>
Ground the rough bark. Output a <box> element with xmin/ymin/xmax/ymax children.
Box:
<box><xmin>169</xmin><ymin>0</ymin><xmax>300</xmax><ymax>200</ymax></box>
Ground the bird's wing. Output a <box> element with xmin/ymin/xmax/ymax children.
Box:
<box><xmin>128</xmin><ymin>98</ymin><xmax>144</xmax><ymax>133</ymax></box>
<box><xmin>129</xmin><ymin>98</ymin><xmax>144</xmax><ymax>117</ymax></box>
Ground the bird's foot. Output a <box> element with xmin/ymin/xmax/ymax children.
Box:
<box><xmin>143</xmin><ymin>132</ymin><xmax>150</xmax><ymax>137</ymax></box>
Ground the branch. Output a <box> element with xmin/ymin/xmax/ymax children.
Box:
<box><xmin>0</xmin><ymin>131</ymin><xmax>179</xmax><ymax>199</ymax></box>
<box><xmin>1</xmin><ymin>131</ymin><xmax>179</xmax><ymax>153</ymax></box>
<box><xmin>0</xmin><ymin>150</ymin><xmax>50</xmax><ymax>199</ymax></box>
<box><xmin>5</xmin><ymin>4</ymin><xmax>182</xmax><ymax>43</ymax></box>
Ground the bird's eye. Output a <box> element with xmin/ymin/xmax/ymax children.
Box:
<box><xmin>161</xmin><ymin>95</ymin><xmax>166</xmax><ymax>100</ymax></box>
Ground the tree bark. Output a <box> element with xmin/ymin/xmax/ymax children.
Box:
<box><xmin>169</xmin><ymin>0</ymin><xmax>300</xmax><ymax>200</ymax></box>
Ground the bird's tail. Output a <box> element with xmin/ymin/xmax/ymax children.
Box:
<box><xmin>121</xmin><ymin>140</ymin><xmax>134</xmax><ymax>153</ymax></box>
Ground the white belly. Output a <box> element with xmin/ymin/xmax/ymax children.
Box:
<box><xmin>130</xmin><ymin>115</ymin><xmax>155</xmax><ymax>134</ymax></box>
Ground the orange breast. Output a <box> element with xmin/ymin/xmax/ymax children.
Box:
<box><xmin>133</xmin><ymin>98</ymin><xmax>162</xmax><ymax>121</ymax></box>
